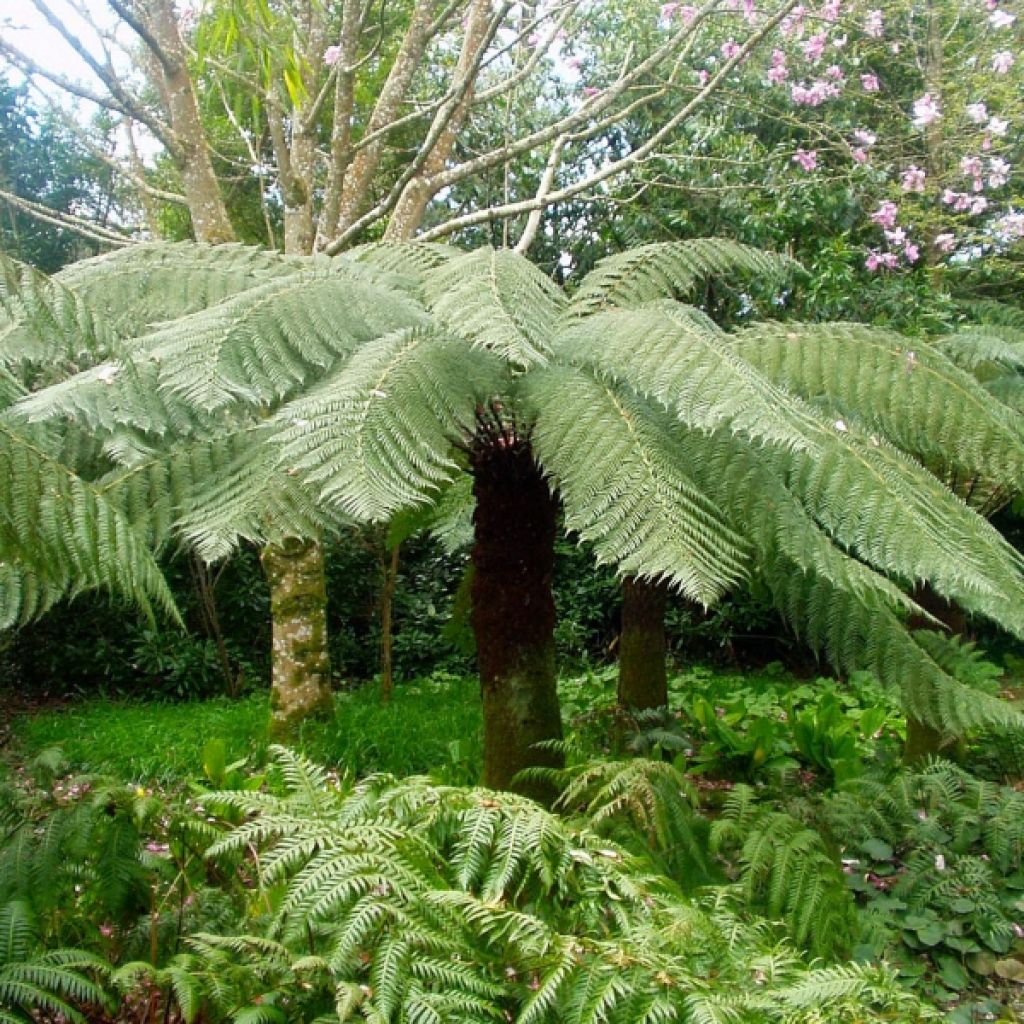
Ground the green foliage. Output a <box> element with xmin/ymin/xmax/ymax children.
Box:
<box><xmin>187</xmin><ymin>746</ymin><xmax>929</xmax><ymax>1024</ymax></box>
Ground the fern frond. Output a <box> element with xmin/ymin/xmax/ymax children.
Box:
<box><xmin>144</xmin><ymin>268</ymin><xmax>428</xmax><ymax>411</ymax></box>
<box><xmin>730</xmin><ymin>321</ymin><xmax>1024</xmax><ymax>489</ymax></box>
<box><xmin>569</xmin><ymin>238</ymin><xmax>799</xmax><ymax>315</ymax></box>
<box><xmin>554</xmin><ymin>305</ymin><xmax>819</xmax><ymax>453</ymax></box>
<box><xmin>274</xmin><ymin>327</ymin><xmax>500</xmax><ymax>521</ymax></box>
<box><xmin>526</xmin><ymin>366</ymin><xmax>750</xmax><ymax>605</ymax></box>
<box><xmin>0</xmin><ymin>420</ymin><xmax>179</xmax><ymax>626</ymax></box>
<box><xmin>422</xmin><ymin>248</ymin><xmax>567</xmax><ymax>368</ymax></box>
<box><xmin>933</xmin><ymin>326</ymin><xmax>1024</xmax><ymax>371</ymax></box>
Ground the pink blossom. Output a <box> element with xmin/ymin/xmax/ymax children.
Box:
<box><xmin>901</xmin><ymin>165</ymin><xmax>926</xmax><ymax>192</ymax></box>
<box><xmin>771</xmin><ymin>48</ymin><xmax>786</xmax><ymax>67</ymax></box>
<box><xmin>821</xmin><ymin>0</ymin><xmax>841</xmax><ymax>22</ymax></box>
<box><xmin>791</xmin><ymin>79</ymin><xmax>839</xmax><ymax>106</ymax></box>
<box><xmin>768</xmin><ymin>64</ymin><xmax>789</xmax><ymax>84</ymax></box>
<box><xmin>582</xmin><ymin>86</ymin><xmax>600</xmax><ymax>97</ymax></box>
<box><xmin>903</xmin><ymin>243</ymin><xmax>920</xmax><ymax>263</ymax></box>
<box><xmin>722</xmin><ymin>39</ymin><xmax>742</xmax><ymax>59</ymax></box>
<box><xmin>696</xmin><ymin>69</ymin><xmax>710</xmax><ymax>85</ymax></box>
<box><xmin>961</xmin><ymin>155</ymin><xmax>984</xmax><ymax>178</ymax></box>
<box><xmin>679</xmin><ymin>5</ymin><xmax>698</xmax><ymax>23</ymax></box>
<box><xmin>884</xmin><ymin>227</ymin><xmax>906</xmax><ymax>245</ymax></box>
<box><xmin>660</xmin><ymin>2</ymin><xmax>680</xmax><ymax>18</ymax></box>
<box><xmin>323</xmin><ymin>45</ymin><xmax>341</xmax><ymax>67</ymax></box>
<box><xmin>802</xmin><ymin>32</ymin><xmax>827</xmax><ymax>62</ymax></box>
<box><xmin>912</xmin><ymin>93</ymin><xmax>941</xmax><ymax>128</ymax></box>
<box><xmin>792</xmin><ymin>148</ymin><xmax>818</xmax><ymax>171</ymax></box>
<box><xmin>934</xmin><ymin>232</ymin><xmax>956</xmax><ymax>252</ymax></box>
<box><xmin>860</xmin><ymin>73</ymin><xmax>879</xmax><ymax>92</ymax></box>
<box><xmin>779</xmin><ymin>4</ymin><xmax>806</xmax><ymax>37</ymax></box>
<box><xmin>851</xmin><ymin>147</ymin><xmax>868</xmax><ymax>163</ymax></box>
<box><xmin>966</xmin><ymin>102</ymin><xmax>988</xmax><ymax>124</ymax></box>
<box><xmin>988</xmin><ymin>116</ymin><xmax>1010</xmax><ymax>136</ymax></box>
<box><xmin>870</xmin><ymin>200</ymin><xmax>898</xmax><ymax>229</ymax></box>
<box><xmin>990</xmin><ymin>9</ymin><xmax>1016</xmax><ymax>27</ymax></box>
<box><xmin>824</xmin><ymin>64</ymin><xmax>845</xmax><ymax>82</ymax></box>
<box><xmin>989</xmin><ymin>157</ymin><xmax>1011</xmax><ymax>188</ymax></box>
<box><xmin>993</xmin><ymin>50</ymin><xmax>1015</xmax><ymax>73</ymax></box>
<box><xmin>970</xmin><ymin>196</ymin><xmax>989</xmax><ymax>215</ymax></box>
<box><xmin>742</xmin><ymin>0</ymin><xmax>757</xmax><ymax>21</ymax></box>
<box><xmin>99</xmin><ymin>923</ymin><xmax>114</xmax><ymax>938</ymax></box>
<box><xmin>864</xmin><ymin>9</ymin><xmax>883</xmax><ymax>37</ymax></box>
<box><xmin>997</xmin><ymin>213</ymin><xmax>1024</xmax><ymax>237</ymax></box>
<box><xmin>853</xmin><ymin>129</ymin><xmax>877</xmax><ymax>147</ymax></box>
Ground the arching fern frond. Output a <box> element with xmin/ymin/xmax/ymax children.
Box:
<box><xmin>274</xmin><ymin>328</ymin><xmax>501</xmax><ymax>521</ymax></box>
<box><xmin>729</xmin><ymin>321</ymin><xmax>1024</xmax><ymax>489</ymax></box>
<box><xmin>526</xmin><ymin>365</ymin><xmax>750</xmax><ymax>605</ymax></box>
<box><xmin>422</xmin><ymin>248</ymin><xmax>567</xmax><ymax>368</ymax></box>
<box><xmin>569</xmin><ymin>238</ymin><xmax>800</xmax><ymax>316</ymax></box>
<box><xmin>143</xmin><ymin>269</ymin><xmax>429</xmax><ymax>411</ymax></box>
<box><xmin>0</xmin><ymin>420</ymin><xmax>178</xmax><ymax>627</ymax></box>
<box><xmin>553</xmin><ymin>305</ymin><xmax>819</xmax><ymax>453</ymax></box>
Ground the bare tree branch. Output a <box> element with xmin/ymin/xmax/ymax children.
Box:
<box><xmin>0</xmin><ymin>188</ymin><xmax>134</xmax><ymax>247</ymax></box>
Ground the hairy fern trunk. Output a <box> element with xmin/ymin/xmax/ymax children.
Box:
<box><xmin>261</xmin><ymin>539</ymin><xmax>334</xmax><ymax>736</ymax></box>
<box><xmin>471</xmin><ymin>440</ymin><xmax>563</xmax><ymax>800</ymax></box>
<box><xmin>617</xmin><ymin>577</ymin><xmax>669</xmax><ymax>710</ymax></box>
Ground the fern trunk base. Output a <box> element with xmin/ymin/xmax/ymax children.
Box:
<box><xmin>261</xmin><ymin>538</ymin><xmax>334</xmax><ymax>738</ymax></box>
<box><xmin>618</xmin><ymin>577</ymin><xmax>669</xmax><ymax>711</ymax></box>
<box><xmin>471</xmin><ymin>441</ymin><xmax>563</xmax><ymax>801</ymax></box>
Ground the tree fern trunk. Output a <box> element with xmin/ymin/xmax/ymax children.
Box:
<box><xmin>617</xmin><ymin>577</ymin><xmax>669</xmax><ymax>710</ymax></box>
<box><xmin>261</xmin><ymin>538</ymin><xmax>334</xmax><ymax>737</ymax></box>
<box><xmin>471</xmin><ymin>442</ymin><xmax>563</xmax><ymax>800</ymax></box>
<box><xmin>905</xmin><ymin>584</ymin><xmax>966</xmax><ymax>763</ymax></box>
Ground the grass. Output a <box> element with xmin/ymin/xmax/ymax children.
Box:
<box><xmin>8</xmin><ymin>672</ymin><xmax>483</xmax><ymax>785</ymax></box>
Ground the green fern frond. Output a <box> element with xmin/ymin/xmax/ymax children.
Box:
<box><xmin>274</xmin><ymin>327</ymin><xmax>500</xmax><ymax>521</ymax></box>
<box><xmin>730</xmin><ymin>321</ymin><xmax>1024</xmax><ymax>489</ymax></box>
<box><xmin>527</xmin><ymin>366</ymin><xmax>750</xmax><ymax>605</ymax></box>
<box><xmin>0</xmin><ymin>421</ymin><xmax>179</xmax><ymax>627</ymax></box>
<box><xmin>347</xmin><ymin>240</ymin><xmax>458</xmax><ymax>281</ymax></box>
<box><xmin>143</xmin><ymin>269</ymin><xmax>428</xmax><ymax>411</ymax></box>
<box><xmin>422</xmin><ymin>248</ymin><xmax>567</xmax><ymax>368</ymax></box>
<box><xmin>933</xmin><ymin>326</ymin><xmax>1024</xmax><ymax>371</ymax></box>
<box><xmin>569</xmin><ymin>238</ymin><xmax>800</xmax><ymax>315</ymax></box>
<box><xmin>554</xmin><ymin>305</ymin><xmax>819</xmax><ymax>453</ymax></box>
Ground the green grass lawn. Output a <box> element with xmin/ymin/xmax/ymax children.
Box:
<box><xmin>8</xmin><ymin>673</ymin><xmax>483</xmax><ymax>785</ymax></box>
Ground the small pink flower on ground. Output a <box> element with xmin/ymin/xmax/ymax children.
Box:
<box><xmin>934</xmin><ymin>233</ymin><xmax>956</xmax><ymax>252</ymax></box>
<box><xmin>854</xmin><ymin>129</ymin><xmax>876</xmax><ymax>147</ymax></box>
<box><xmin>912</xmin><ymin>93</ymin><xmax>941</xmax><ymax>127</ymax></box>
<box><xmin>884</xmin><ymin>227</ymin><xmax>906</xmax><ymax>245</ymax></box>
<box><xmin>824</xmin><ymin>64</ymin><xmax>845</xmax><ymax>81</ymax></box>
<box><xmin>966</xmin><ymin>102</ymin><xmax>988</xmax><ymax>123</ymax></box>
<box><xmin>792</xmin><ymin>148</ymin><xmax>817</xmax><ymax>171</ymax></box>
<box><xmin>821</xmin><ymin>0</ymin><xmax>841</xmax><ymax>22</ymax></box>
<box><xmin>970</xmin><ymin>196</ymin><xmax>989</xmax><ymax>215</ymax></box>
<box><xmin>696</xmin><ymin>69</ymin><xmax>710</xmax><ymax>85</ymax></box>
<box><xmin>860</xmin><ymin>73</ymin><xmax>879</xmax><ymax>91</ymax></box>
<box><xmin>323</xmin><ymin>45</ymin><xmax>341</xmax><ymax>66</ymax></box>
<box><xmin>864</xmin><ymin>9</ymin><xmax>883</xmax><ymax>36</ymax></box>
<box><xmin>988</xmin><ymin>116</ymin><xmax>1009</xmax><ymax>136</ymax></box>
<box><xmin>768</xmin><ymin>64</ymin><xmax>788</xmax><ymax>83</ymax></box>
<box><xmin>990</xmin><ymin>9</ymin><xmax>1016</xmax><ymax>28</ymax></box>
<box><xmin>660</xmin><ymin>1</ymin><xmax>680</xmax><ymax>17</ymax></box>
<box><xmin>903</xmin><ymin>243</ymin><xmax>920</xmax><ymax>263</ymax></box>
<box><xmin>901</xmin><ymin>165</ymin><xmax>926</xmax><ymax>192</ymax></box>
<box><xmin>851</xmin><ymin>147</ymin><xmax>868</xmax><ymax>163</ymax></box>
<box><xmin>721</xmin><ymin>39</ymin><xmax>742</xmax><ymax>59</ymax></box>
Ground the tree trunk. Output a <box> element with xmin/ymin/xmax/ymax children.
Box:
<box><xmin>471</xmin><ymin>441</ymin><xmax>563</xmax><ymax>800</ymax></box>
<box><xmin>617</xmin><ymin>577</ymin><xmax>669</xmax><ymax>711</ymax></box>
<box><xmin>261</xmin><ymin>538</ymin><xmax>334</xmax><ymax>737</ymax></box>
<box><xmin>905</xmin><ymin>584</ymin><xmax>966</xmax><ymax>763</ymax></box>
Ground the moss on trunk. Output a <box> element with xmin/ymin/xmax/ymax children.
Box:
<box><xmin>617</xmin><ymin>576</ymin><xmax>669</xmax><ymax>711</ymax></box>
<box><xmin>471</xmin><ymin>440</ymin><xmax>563</xmax><ymax>801</ymax></box>
<box><xmin>261</xmin><ymin>538</ymin><xmax>334</xmax><ymax>738</ymax></box>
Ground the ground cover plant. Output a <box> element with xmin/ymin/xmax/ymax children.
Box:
<box><xmin>3</xmin><ymin>661</ymin><xmax>1024</xmax><ymax>1022</ymax></box>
